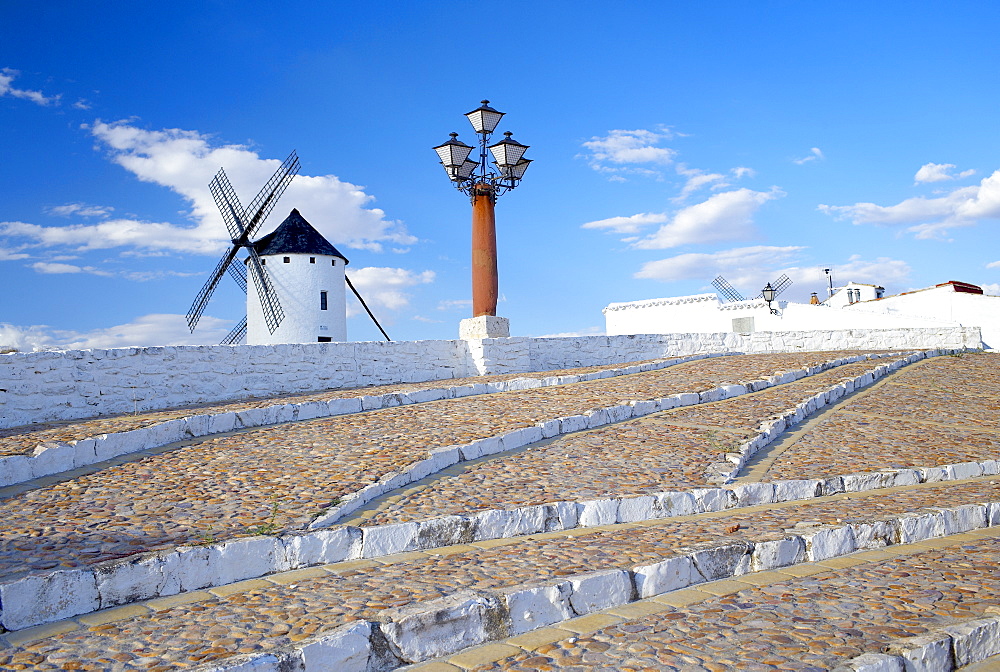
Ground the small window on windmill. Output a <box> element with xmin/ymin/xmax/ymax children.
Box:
<box><xmin>283</xmin><ymin>257</ymin><xmax>290</xmax><ymax>263</ymax></box>
<box><xmin>261</xmin><ymin>258</ymin><xmax>266</xmax><ymax>265</ymax></box>
<box><xmin>331</xmin><ymin>259</ymin><xmax>336</xmax><ymax>266</ymax></box>
<box><xmin>320</xmin><ymin>291</ymin><xmax>328</xmax><ymax>311</ymax></box>
<box><xmin>310</xmin><ymin>257</ymin><xmax>315</xmax><ymax>264</ymax></box>
<box><xmin>317</xmin><ymin>336</ymin><xmax>332</xmax><ymax>342</ymax></box>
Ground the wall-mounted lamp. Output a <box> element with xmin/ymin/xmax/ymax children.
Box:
<box><xmin>762</xmin><ymin>283</ymin><xmax>779</xmax><ymax>315</ymax></box>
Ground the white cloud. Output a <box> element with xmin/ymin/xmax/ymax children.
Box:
<box><xmin>2</xmin><ymin>218</ymin><xmax>216</xmax><ymax>254</ymax></box>
<box><xmin>914</xmin><ymin>162</ymin><xmax>975</xmax><ymax>184</ymax></box>
<box><xmin>981</xmin><ymin>283</ymin><xmax>1000</xmax><ymax>296</ymax></box>
<box><xmin>580</xmin><ymin>212</ymin><xmax>668</xmax><ymax>235</ymax></box>
<box><xmin>0</xmin><ymin>246</ymin><xmax>29</xmax><ymax>261</ymax></box>
<box><xmin>783</xmin><ymin>255</ymin><xmax>911</xmax><ymax>290</ymax></box>
<box><xmin>0</xmin><ymin>68</ymin><xmax>60</xmax><ymax>106</ymax></box>
<box><xmin>819</xmin><ymin>169</ymin><xmax>1000</xmax><ymax>240</ymax></box>
<box><xmin>673</xmin><ymin>165</ymin><xmax>728</xmax><ymax>202</ymax></box>
<box><xmin>45</xmin><ymin>203</ymin><xmax>114</xmax><ymax>218</ymax></box>
<box><xmin>73</xmin><ymin>99</ymin><xmax>92</xmax><ymax>110</ymax></box>
<box><xmin>346</xmin><ymin>267</ymin><xmax>435</xmax><ymax>317</ymax></box>
<box><xmin>635</xmin><ymin>245</ymin><xmax>805</xmax><ymax>284</ymax></box>
<box><xmin>0</xmin><ymin>314</ymin><xmax>232</xmax><ymax>351</ymax></box>
<box><xmin>580</xmin><ymin>128</ymin><xmax>675</xmax><ymax>179</ymax></box>
<box><xmin>633</xmin><ymin>187</ymin><xmax>784</xmax><ymax>250</ymax></box>
<box><xmin>793</xmin><ymin>147</ymin><xmax>824</xmax><ymax>165</ymax></box>
<box><xmin>79</xmin><ymin>120</ymin><xmax>413</xmax><ymax>254</ymax></box>
<box><xmin>987</xmin><ymin>260</ymin><xmax>1000</xmax><ymax>269</ymax></box>
<box><xmin>30</xmin><ymin>261</ymin><xmax>113</xmax><ymax>276</ymax></box>
<box><xmin>437</xmin><ymin>299</ymin><xmax>473</xmax><ymax>311</ymax></box>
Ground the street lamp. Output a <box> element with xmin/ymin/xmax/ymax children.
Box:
<box><xmin>762</xmin><ymin>283</ymin><xmax>779</xmax><ymax>315</ymax></box>
<box><xmin>433</xmin><ymin>100</ymin><xmax>532</xmax><ymax>336</ymax></box>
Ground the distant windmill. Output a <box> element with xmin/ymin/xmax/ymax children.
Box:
<box><xmin>712</xmin><ymin>275</ymin><xmax>746</xmax><ymax>303</ymax></box>
<box><xmin>754</xmin><ymin>274</ymin><xmax>792</xmax><ymax>300</ymax></box>
<box><xmin>712</xmin><ymin>274</ymin><xmax>793</xmax><ymax>303</ymax></box>
<box><xmin>186</xmin><ymin>151</ymin><xmax>300</xmax><ymax>344</ymax></box>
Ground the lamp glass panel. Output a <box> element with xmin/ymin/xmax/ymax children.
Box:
<box><xmin>434</xmin><ymin>140</ymin><xmax>473</xmax><ymax>167</ymax></box>
<box><xmin>489</xmin><ymin>138</ymin><xmax>528</xmax><ymax>166</ymax></box>
<box><xmin>458</xmin><ymin>159</ymin><xmax>478</xmax><ymax>178</ymax></box>
<box><xmin>466</xmin><ymin>108</ymin><xmax>504</xmax><ymax>133</ymax></box>
<box><xmin>511</xmin><ymin>158</ymin><xmax>531</xmax><ymax>179</ymax></box>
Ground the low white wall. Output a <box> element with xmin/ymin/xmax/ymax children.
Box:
<box><xmin>0</xmin><ymin>327</ymin><xmax>981</xmax><ymax>429</ymax></box>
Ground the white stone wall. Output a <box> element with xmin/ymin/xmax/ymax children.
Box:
<box><xmin>605</xmin><ymin>293</ymin><xmax>971</xmax><ymax>337</ymax></box>
<box><xmin>247</xmin><ymin>252</ymin><xmax>348</xmax><ymax>345</ymax></box>
<box><xmin>0</xmin><ymin>326</ymin><xmax>981</xmax><ymax>429</ymax></box>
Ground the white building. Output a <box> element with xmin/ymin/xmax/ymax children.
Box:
<box><xmin>247</xmin><ymin>209</ymin><xmax>349</xmax><ymax>345</ymax></box>
<box><xmin>604</xmin><ymin>280</ymin><xmax>1000</xmax><ymax>350</ymax></box>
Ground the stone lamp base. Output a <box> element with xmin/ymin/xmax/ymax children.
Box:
<box><xmin>460</xmin><ymin>316</ymin><xmax>510</xmax><ymax>340</ymax></box>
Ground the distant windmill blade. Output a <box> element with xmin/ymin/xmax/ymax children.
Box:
<box><xmin>187</xmin><ymin>245</ymin><xmax>242</xmax><ymax>331</ymax></box>
<box><xmin>242</xmin><ymin>151</ymin><xmax>300</xmax><ymax>240</ymax></box>
<box><xmin>754</xmin><ymin>274</ymin><xmax>793</xmax><ymax>299</ymax></box>
<box><xmin>209</xmin><ymin>169</ymin><xmax>247</xmax><ymax>240</ymax></box>
<box><xmin>712</xmin><ymin>275</ymin><xmax>745</xmax><ymax>303</ymax></box>
<box><xmin>771</xmin><ymin>274</ymin><xmax>792</xmax><ymax>296</ymax></box>
<box><xmin>221</xmin><ymin>316</ymin><xmax>247</xmax><ymax>345</ymax></box>
<box><xmin>246</xmin><ymin>251</ymin><xmax>284</xmax><ymax>333</ymax></box>
<box><xmin>227</xmin><ymin>259</ymin><xmax>248</xmax><ymax>293</ymax></box>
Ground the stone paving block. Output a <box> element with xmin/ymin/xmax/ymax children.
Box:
<box><xmin>634</xmin><ymin>556</ymin><xmax>694</xmax><ymax>598</ymax></box>
<box><xmin>950</xmin><ymin>461</ymin><xmax>986</xmax><ymax>481</ymax></box>
<box><xmin>505</xmin><ymin>626</ymin><xmax>575</xmax><ymax>649</ymax></box>
<box><xmin>558</xmin><ymin>613</ymin><xmax>626</xmax><ymax>635</ymax></box>
<box><xmin>690</xmin><ymin>542</ymin><xmax>752</xmax><ymax>581</ymax></box>
<box><xmin>802</xmin><ymin>525</ymin><xmax>857</xmax><ymax>561</ymax></box>
<box><xmin>731</xmin><ymin>482</ymin><xmax>776</xmax><ymax>507</ymax></box>
<box><xmin>76</xmin><ymin>602</ymin><xmax>152</xmax><ymax>626</ymax></box>
<box><xmin>691</xmin><ymin>487</ymin><xmax>735</xmax><ymax>513</ymax></box>
<box><xmin>1</xmin><ymin>619</ymin><xmax>80</xmax><ymax>647</ymax></box>
<box><xmin>616</xmin><ymin>495</ymin><xmax>656</xmax><ymax>523</ymax></box>
<box><xmin>567</xmin><ymin>569</ymin><xmax>633</xmax><ymax>615</ymax></box>
<box><xmin>418</xmin><ymin>516</ymin><xmax>478</xmax><ymax>548</ymax></box>
<box><xmin>208</xmin><ymin>578</ymin><xmax>272</xmax><ymax>598</ymax></box>
<box><xmin>852</xmin><ymin>520</ymin><xmax>898</xmax><ymax>550</ymax></box>
<box><xmin>578</xmin><ymin>497</ymin><xmax>619</xmax><ymax>527</ymax></box>
<box><xmin>751</xmin><ymin>536</ymin><xmax>805</xmax><ymax>571</ymax></box>
<box><xmin>884</xmin><ymin>632</ymin><xmax>954</xmax><ymax>672</ymax></box>
<box><xmin>448</xmin><ymin>643</ymin><xmax>523</xmax><ymax>669</ymax></box>
<box><xmin>265</xmin><ymin>566</ymin><xmax>330</xmax><ymax>585</ymax></box>
<box><xmin>655</xmin><ymin>491</ymin><xmax>698</xmax><ymax>517</ymax></box>
<box><xmin>28</xmin><ymin>442</ymin><xmax>74</xmax><ymax>479</ymax></box>
<box><xmin>696</xmin><ymin>578</ymin><xmax>753</xmax><ymax>596</ymax></box>
<box><xmin>362</xmin><ymin>520</ymin><xmax>422</xmax><ymax>558</ymax></box>
<box><xmin>505</xmin><ymin>581</ymin><xmax>574</xmax><ymax>635</ymax></box>
<box><xmin>605</xmin><ymin>600</ymin><xmax>673</xmax><ymax>619</ymax></box>
<box><xmin>284</xmin><ymin>526</ymin><xmax>362</xmax><ymax>567</ymax></box>
<box><xmin>774</xmin><ymin>479</ymin><xmax>823</xmax><ymax>502</ymax></box>
<box><xmin>94</xmin><ymin>550</ymin><xmax>171</xmax><ymax>609</ymax></box>
<box><xmin>0</xmin><ymin>567</ymin><xmax>99</xmax><ymax>631</ymax></box>
<box><xmin>650</xmin><ymin>587</ymin><xmax>712</xmax><ymax>607</ymax></box>
<box><xmin>945</xmin><ymin>617</ymin><xmax>1000</xmax><ymax>667</ymax></box>
<box><xmin>297</xmin><ymin>620</ymin><xmax>375</xmax><ymax>672</ymax></box>
<box><xmin>378</xmin><ymin>591</ymin><xmax>508</xmax><ymax>664</ymax></box>
<box><xmin>833</xmin><ymin>652</ymin><xmax>906</xmax><ymax>671</ymax></box>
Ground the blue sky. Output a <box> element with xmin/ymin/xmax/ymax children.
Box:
<box><xmin>2</xmin><ymin>2</ymin><xmax>999</xmax><ymax>348</ymax></box>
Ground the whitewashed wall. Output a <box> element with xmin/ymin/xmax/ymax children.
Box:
<box><xmin>0</xmin><ymin>326</ymin><xmax>981</xmax><ymax>429</ymax></box>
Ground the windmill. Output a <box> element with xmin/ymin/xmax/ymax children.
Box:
<box><xmin>712</xmin><ymin>275</ymin><xmax>746</xmax><ymax>303</ymax></box>
<box><xmin>186</xmin><ymin>151</ymin><xmax>300</xmax><ymax>345</ymax></box>
<box><xmin>754</xmin><ymin>274</ymin><xmax>792</xmax><ymax>300</ymax></box>
<box><xmin>711</xmin><ymin>274</ymin><xmax>793</xmax><ymax>303</ymax></box>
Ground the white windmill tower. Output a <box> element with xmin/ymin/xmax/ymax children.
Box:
<box><xmin>187</xmin><ymin>151</ymin><xmax>391</xmax><ymax>345</ymax></box>
<box><xmin>246</xmin><ymin>208</ymin><xmax>348</xmax><ymax>344</ymax></box>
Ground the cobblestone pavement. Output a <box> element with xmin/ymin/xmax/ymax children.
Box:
<box><xmin>356</xmin><ymin>359</ymin><xmax>903</xmax><ymax>526</ymax></box>
<box><xmin>0</xmin><ymin>352</ymin><xmax>864</xmax><ymax>583</ymax></box>
<box><xmin>2</xmin><ymin>350</ymin><xmax>998</xmax><ymax>671</ymax></box>
<box><xmin>1</xmin><ymin>479</ymin><xmax>998</xmax><ymax>670</ymax></box>
<box><xmin>761</xmin><ymin>353</ymin><xmax>1000</xmax><ymax>481</ymax></box>
<box><xmin>467</xmin><ymin>536</ymin><xmax>1000</xmax><ymax>672</ymax></box>
<box><xmin>0</xmin><ymin>359</ymin><xmax>672</xmax><ymax>457</ymax></box>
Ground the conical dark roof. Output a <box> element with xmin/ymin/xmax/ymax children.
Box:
<box><xmin>251</xmin><ymin>209</ymin><xmax>349</xmax><ymax>262</ymax></box>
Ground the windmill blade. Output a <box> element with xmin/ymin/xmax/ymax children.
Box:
<box><xmin>771</xmin><ymin>274</ymin><xmax>792</xmax><ymax>297</ymax></box>
<box><xmin>209</xmin><ymin>168</ymin><xmax>247</xmax><ymax>241</ymax></box>
<box><xmin>226</xmin><ymin>257</ymin><xmax>248</xmax><ymax>293</ymax></box>
<box><xmin>346</xmin><ymin>273</ymin><xmax>391</xmax><ymax>342</ymax></box>
<box><xmin>712</xmin><ymin>275</ymin><xmax>745</xmax><ymax>303</ymax></box>
<box><xmin>246</xmin><ymin>249</ymin><xmax>285</xmax><ymax>334</ymax></box>
<box><xmin>220</xmin><ymin>316</ymin><xmax>247</xmax><ymax>345</ymax></box>
<box><xmin>754</xmin><ymin>274</ymin><xmax>793</xmax><ymax>299</ymax></box>
<box><xmin>243</xmin><ymin>151</ymin><xmax>300</xmax><ymax>241</ymax></box>
<box><xmin>187</xmin><ymin>245</ymin><xmax>241</xmax><ymax>331</ymax></box>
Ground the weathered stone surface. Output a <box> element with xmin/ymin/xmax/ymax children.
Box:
<box><xmin>505</xmin><ymin>581</ymin><xmax>573</xmax><ymax>635</ymax></box>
